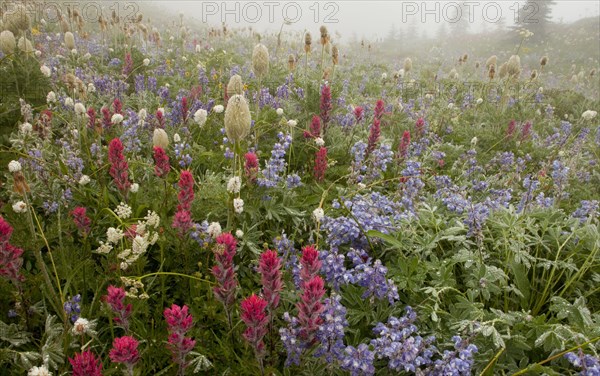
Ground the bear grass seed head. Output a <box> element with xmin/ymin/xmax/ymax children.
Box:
<box><xmin>65</xmin><ymin>31</ymin><xmax>76</xmax><ymax>50</ymax></box>
<box><xmin>225</xmin><ymin>94</ymin><xmax>251</xmax><ymax>142</ymax></box>
<box><xmin>252</xmin><ymin>43</ymin><xmax>269</xmax><ymax>79</ymax></box>
<box><xmin>404</xmin><ymin>57</ymin><xmax>413</xmax><ymax>73</ymax></box>
<box><xmin>0</xmin><ymin>30</ymin><xmax>16</xmax><ymax>55</ymax></box>
<box><xmin>2</xmin><ymin>4</ymin><xmax>30</xmax><ymax>35</ymax></box>
<box><xmin>227</xmin><ymin>74</ymin><xmax>244</xmax><ymax>96</ymax></box>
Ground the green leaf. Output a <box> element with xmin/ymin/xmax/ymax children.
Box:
<box><xmin>0</xmin><ymin>321</ymin><xmax>31</xmax><ymax>347</ymax></box>
<box><xmin>510</xmin><ymin>260</ymin><xmax>531</xmax><ymax>309</ymax></box>
<box><xmin>366</xmin><ymin>230</ymin><xmax>402</xmax><ymax>249</ymax></box>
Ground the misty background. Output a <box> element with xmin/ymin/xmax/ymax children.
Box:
<box><xmin>152</xmin><ymin>1</ymin><xmax>600</xmax><ymax>42</ymax></box>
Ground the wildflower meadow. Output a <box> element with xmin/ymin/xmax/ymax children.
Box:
<box><xmin>0</xmin><ymin>1</ymin><xmax>599</xmax><ymax>375</ymax></box>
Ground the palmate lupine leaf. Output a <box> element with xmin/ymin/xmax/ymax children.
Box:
<box><xmin>0</xmin><ymin>320</ymin><xmax>31</xmax><ymax>347</ymax></box>
<box><xmin>41</xmin><ymin>315</ymin><xmax>65</xmax><ymax>370</ymax></box>
<box><xmin>16</xmin><ymin>351</ymin><xmax>42</xmax><ymax>370</ymax></box>
<box><xmin>188</xmin><ymin>351</ymin><xmax>213</xmax><ymax>373</ymax></box>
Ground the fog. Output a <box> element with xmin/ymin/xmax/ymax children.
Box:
<box><xmin>153</xmin><ymin>1</ymin><xmax>600</xmax><ymax>42</ymax></box>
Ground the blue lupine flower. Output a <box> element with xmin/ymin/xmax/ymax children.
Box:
<box><xmin>314</xmin><ymin>294</ymin><xmax>348</xmax><ymax>363</ymax></box>
<box><xmin>565</xmin><ymin>350</ymin><xmax>600</xmax><ymax>376</ymax></box>
<box><xmin>341</xmin><ymin>343</ymin><xmax>375</xmax><ymax>376</ymax></box>
<box><xmin>64</xmin><ymin>294</ymin><xmax>82</xmax><ymax>323</ymax></box>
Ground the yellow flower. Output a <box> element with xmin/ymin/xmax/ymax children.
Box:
<box><xmin>243</xmin><ymin>84</ymin><xmax>248</xmax><ymax>91</ymax></box>
<box><xmin>185</xmin><ymin>71</ymin><xmax>190</xmax><ymax>77</ymax></box>
<box><xmin>31</xmin><ymin>27</ymin><xmax>40</xmax><ymax>36</ymax></box>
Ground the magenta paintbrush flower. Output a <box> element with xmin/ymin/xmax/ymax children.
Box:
<box><xmin>109</xmin><ymin>335</ymin><xmax>139</xmax><ymax>376</ymax></box>
<box><xmin>366</xmin><ymin>119</ymin><xmax>381</xmax><ymax>158</ymax></box>
<box><xmin>112</xmin><ymin>98</ymin><xmax>123</xmax><ymax>115</ymax></box>
<box><xmin>108</xmin><ymin>138</ymin><xmax>131</xmax><ymax>194</ymax></box>
<box><xmin>69</xmin><ymin>350</ymin><xmax>103</xmax><ymax>376</ymax></box>
<box><xmin>507</xmin><ymin>119</ymin><xmax>516</xmax><ymax>138</ymax></box>
<box><xmin>354</xmin><ymin>106</ymin><xmax>364</xmax><ymax>124</ymax></box>
<box><xmin>297</xmin><ymin>276</ymin><xmax>326</xmax><ymax>343</ymax></box>
<box><xmin>320</xmin><ymin>84</ymin><xmax>332</xmax><ymax>131</ymax></box>
<box><xmin>0</xmin><ymin>217</ymin><xmax>24</xmax><ymax>284</ymax></box>
<box><xmin>153</xmin><ymin>146</ymin><xmax>171</xmax><ymax>178</ymax></box>
<box><xmin>122</xmin><ymin>52</ymin><xmax>133</xmax><ymax>76</ymax></box>
<box><xmin>164</xmin><ymin>304</ymin><xmax>196</xmax><ymax>372</ymax></box>
<box><xmin>241</xmin><ymin>294</ymin><xmax>269</xmax><ymax>372</ymax></box>
<box><xmin>244</xmin><ymin>152</ymin><xmax>259</xmax><ymax>183</ymax></box>
<box><xmin>172</xmin><ymin>170</ymin><xmax>194</xmax><ymax>236</ymax></box>
<box><xmin>101</xmin><ymin>107</ymin><xmax>112</xmax><ymax>128</ymax></box>
<box><xmin>176</xmin><ymin>171</ymin><xmax>194</xmax><ymax>212</ymax></box>
<box><xmin>258</xmin><ymin>250</ymin><xmax>283</xmax><ymax>312</ymax></box>
<box><xmin>521</xmin><ymin>121</ymin><xmax>532</xmax><ymax>140</ymax></box>
<box><xmin>398</xmin><ymin>130</ymin><xmax>411</xmax><ymax>159</ymax></box>
<box><xmin>164</xmin><ymin>304</ymin><xmax>194</xmax><ymax>332</ymax></box>
<box><xmin>212</xmin><ymin>233</ymin><xmax>238</xmax><ymax>308</ymax></box>
<box><xmin>373</xmin><ymin>99</ymin><xmax>385</xmax><ymax>121</ymax></box>
<box><xmin>87</xmin><ymin>107</ymin><xmax>96</xmax><ymax>129</ymax></box>
<box><xmin>70</xmin><ymin>207</ymin><xmax>91</xmax><ymax>236</ymax></box>
<box><xmin>181</xmin><ymin>96</ymin><xmax>189</xmax><ymax>123</ymax></box>
<box><xmin>415</xmin><ymin>117</ymin><xmax>425</xmax><ymax>137</ymax></box>
<box><xmin>104</xmin><ymin>285</ymin><xmax>132</xmax><ymax>331</ymax></box>
<box><xmin>304</xmin><ymin>115</ymin><xmax>322</xmax><ymax>139</ymax></box>
<box><xmin>300</xmin><ymin>245</ymin><xmax>322</xmax><ymax>287</ymax></box>
<box><xmin>313</xmin><ymin>147</ymin><xmax>328</xmax><ymax>182</ymax></box>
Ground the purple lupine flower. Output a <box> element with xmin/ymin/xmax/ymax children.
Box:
<box><xmin>371</xmin><ymin>307</ymin><xmax>435</xmax><ymax>372</ymax></box>
<box><xmin>64</xmin><ymin>294</ymin><xmax>82</xmax><ymax>323</ymax></box>
<box><xmin>565</xmin><ymin>350</ymin><xmax>600</xmax><ymax>375</ymax></box>
<box><xmin>257</xmin><ymin>133</ymin><xmax>292</xmax><ymax>188</ymax></box>
<box><xmin>341</xmin><ymin>343</ymin><xmax>375</xmax><ymax>376</ymax></box>
<box><xmin>314</xmin><ymin>294</ymin><xmax>348</xmax><ymax>363</ymax></box>
<box><xmin>430</xmin><ymin>335</ymin><xmax>478</xmax><ymax>376</ymax></box>
<box><xmin>572</xmin><ymin>200</ymin><xmax>599</xmax><ymax>223</ymax></box>
<box><xmin>349</xmin><ymin>249</ymin><xmax>399</xmax><ymax>304</ymax></box>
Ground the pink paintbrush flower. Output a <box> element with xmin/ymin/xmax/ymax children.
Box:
<box><xmin>258</xmin><ymin>250</ymin><xmax>283</xmax><ymax>312</ymax></box>
<box><xmin>108</xmin><ymin>138</ymin><xmax>131</xmax><ymax>194</ymax></box>
<box><xmin>69</xmin><ymin>350</ymin><xmax>103</xmax><ymax>376</ymax></box>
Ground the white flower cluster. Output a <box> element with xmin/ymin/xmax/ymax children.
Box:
<box><xmin>8</xmin><ymin>160</ymin><xmax>21</xmax><ymax>172</ymax></box>
<box><xmin>227</xmin><ymin>176</ymin><xmax>241</xmax><ymax>194</ymax></box>
<box><xmin>312</xmin><ymin>207</ymin><xmax>325</xmax><ymax>222</ymax></box>
<box><xmin>12</xmin><ymin>201</ymin><xmax>27</xmax><ymax>213</ymax></box>
<box><xmin>71</xmin><ymin>317</ymin><xmax>97</xmax><ymax>336</ymax></box>
<box><xmin>144</xmin><ymin>210</ymin><xmax>161</xmax><ymax>228</ymax></box>
<box><xmin>233</xmin><ymin>198</ymin><xmax>244</xmax><ymax>214</ymax></box>
<box><xmin>107</xmin><ymin>227</ymin><xmax>124</xmax><ymax>243</ymax></box>
<box><xmin>117</xmin><ymin>212</ymin><xmax>161</xmax><ymax>270</ymax></box>
<box><xmin>20</xmin><ymin>122</ymin><xmax>32</xmax><ymax>134</ymax></box>
<box><xmin>121</xmin><ymin>276</ymin><xmax>149</xmax><ymax>299</ymax></box>
<box><xmin>46</xmin><ymin>91</ymin><xmax>56</xmax><ymax>103</ymax></box>
<box><xmin>111</xmin><ymin>113</ymin><xmax>124</xmax><ymax>124</ymax></box>
<box><xmin>194</xmin><ymin>108</ymin><xmax>207</xmax><ymax>126</ymax></box>
<box><xmin>115</xmin><ymin>202</ymin><xmax>132</xmax><ymax>219</ymax></box>
<box><xmin>74</xmin><ymin>102</ymin><xmax>86</xmax><ymax>116</ymax></box>
<box><xmin>40</xmin><ymin>65</ymin><xmax>51</xmax><ymax>77</ymax></box>
<box><xmin>28</xmin><ymin>365</ymin><xmax>51</xmax><ymax>376</ymax></box>
<box><xmin>207</xmin><ymin>222</ymin><xmax>222</xmax><ymax>238</ymax></box>
<box><xmin>582</xmin><ymin>110</ymin><xmax>597</xmax><ymax>121</ymax></box>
